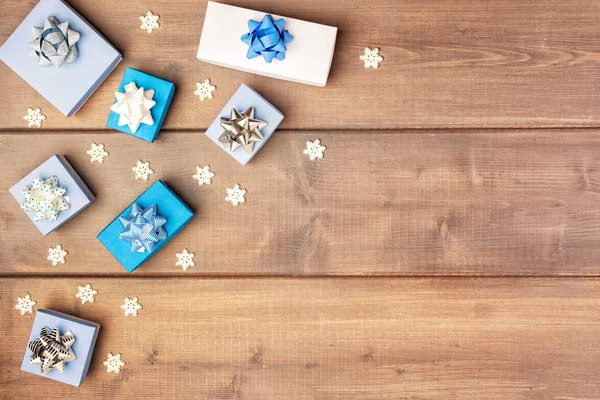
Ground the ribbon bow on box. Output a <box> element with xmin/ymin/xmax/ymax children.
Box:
<box><xmin>28</xmin><ymin>327</ymin><xmax>77</xmax><ymax>374</ymax></box>
<box><xmin>241</xmin><ymin>14</ymin><xmax>293</xmax><ymax>63</ymax></box>
<box><xmin>29</xmin><ymin>16</ymin><xmax>80</xmax><ymax>67</ymax></box>
<box><xmin>219</xmin><ymin>107</ymin><xmax>268</xmax><ymax>153</ymax></box>
<box><xmin>119</xmin><ymin>203</ymin><xmax>167</xmax><ymax>253</ymax></box>
<box><xmin>20</xmin><ymin>176</ymin><xmax>70</xmax><ymax>222</ymax></box>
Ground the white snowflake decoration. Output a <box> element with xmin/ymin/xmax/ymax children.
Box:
<box><xmin>24</xmin><ymin>108</ymin><xmax>46</xmax><ymax>128</ymax></box>
<box><xmin>121</xmin><ymin>296</ymin><xmax>143</xmax><ymax>317</ymax></box>
<box><xmin>192</xmin><ymin>165</ymin><xmax>214</xmax><ymax>186</ymax></box>
<box><xmin>48</xmin><ymin>245</ymin><xmax>68</xmax><ymax>266</ymax></box>
<box><xmin>140</xmin><ymin>11</ymin><xmax>160</xmax><ymax>33</ymax></box>
<box><xmin>104</xmin><ymin>353</ymin><xmax>125</xmax><ymax>374</ymax></box>
<box><xmin>360</xmin><ymin>47</ymin><xmax>383</xmax><ymax>69</ymax></box>
<box><xmin>87</xmin><ymin>143</ymin><xmax>109</xmax><ymax>163</ymax></box>
<box><xmin>176</xmin><ymin>249</ymin><xmax>195</xmax><ymax>271</ymax></box>
<box><xmin>303</xmin><ymin>139</ymin><xmax>327</xmax><ymax>161</ymax></box>
<box><xmin>194</xmin><ymin>79</ymin><xmax>216</xmax><ymax>101</ymax></box>
<box><xmin>15</xmin><ymin>294</ymin><xmax>37</xmax><ymax>315</ymax></box>
<box><xmin>76</xmin><ymin>283</ymin><xmax>97</xmax><ymax>304</ymax></box>
<box><xmin>225</xmin><ymin>184</ymin><xmax>246</xmax><ymax>206</ymax></box>
<box><xmin>132</xmin><ymin>160</ymin><xmax>154</xmax><ymax>181</ymax></box>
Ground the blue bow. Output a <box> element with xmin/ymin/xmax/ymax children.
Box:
<box><xmin>241</xmin><ymin>14</ymin><xmax>293</xmax><ymax>63</ymax></box>
<box><xmin>119</xmin><ymin>203</ymin><xmax>167</xmax><ymax>253</ymax></box>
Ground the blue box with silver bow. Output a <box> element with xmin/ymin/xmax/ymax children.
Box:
<box><xmin>106</xmin><ymin>67</ymin><xmax>175</xmax><ymax>143</ymax></box>
<box><xmin>8</xmin><ymin>154</ymin><xmax>95</xmax><ymax>236</ymax></box>
<box><xmin>21</xmin><ymin>309</ymin><xmax>100</xmax><ymax>386</ymax></box>
<box><xmin>97</xmin><ymin>180</ymin><xmax>193</xmax><ymax>272</ymax></box>
<box><xmin>205</xmin><ymin>83</ymin><xmax>284</xmax><ymax>165</ymax></box>
<box><xmin>0</xmin><ymin>0</ymin><xmax>122</xmax><ymax>116</ymax></box>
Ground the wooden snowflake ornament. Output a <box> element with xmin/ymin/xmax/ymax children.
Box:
<box><xmin>176</xmin><ymin>249</ymin><xmax>196</xmax><ymax>271</ymax></box>
<box><xmin>360</xmin><ymin>47</ymin><xmax>383</xmax><ymax>68</ymax></box>
<box><xmin>76</xmin><ymin>283</ymin><xmax>97</xmax><ymax>304</ymax></box>
<box><xmin>121</xmin><ymin>296</ymin><xmax>143</xmax><ymax>316</ymax></box>
<box><xmin>15</xmin><ymin>294</ymin><xmax>37</xmax><ymax>315</ymax></box>
<box><xmin>225</xmin><ymin>184</ymin><xmax>246</xmax><ymax>206</ymax></box>
<box><xmin>104</xmin><ymin>353</ymin><xmax>125</xmax><ymax>373</ymax></box>
<box><xmin>132</xmin><ymin>160</ymin><xmax>154</xmax><ymax>181</ymax></box>
<box><xmin>140</xmin><ymin>11</ymin><xmax>160</xmax><ymax>33</ymax></box>
<box><xmin>194</xmin><ymin>79</ymin><xmax>216</xmax><ymax>101</ymax></box>
<box><xmin>24</xmin><ymin>108</ymin><xmax>46</xmax><ymax>128</ymax></box>
<box><xmin>303</xmin><ymin>139</ymin><xmax>327</xmax><ymax>161</ymax></box>
<box><xmin>87</xmin><ymin>143</ymin><xmax>109</xmax><ymax>163</ymax></box>
<box><xmin>48</xmin><ymin>245</ymin><xmax>68</xmax><ymax>266</ymax></box>
<box><xmin>193</xmin><ymin>165</ymin><xmax>214</xmax><ymax>185</ymax></box>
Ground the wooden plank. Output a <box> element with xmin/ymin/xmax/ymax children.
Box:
<box><xmin>2</xmin><ymin>0</ymin><xmax>600</xmax><ymax>130</ymax></box>
<box><xmin>1</xmin><ymin>277</ymin><xmax>599</xmax><ymax>399</ymax></box>
<box><xmin>2</xmin><ymin>130</ymin><xmax>600</xmax><ymax>276</ymax></box>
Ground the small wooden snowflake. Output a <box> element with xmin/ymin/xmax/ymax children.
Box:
<box><xmin>303</xmin><ymin>139</ymin><xmax>327</xmax><ymax>161</ymax></box>
<box><xmin>121</xmin><ymin>296</ymin><xmax>143</xmax><ymax>316</ymax></box>
<box><xmin>140</xmin><ymin>11</ymin><xmax>160</xmax><ymax>33</ymax></box>
<box><xmin>76</xmin><ymin>283</ymin><xmax>97</xmax><ymax>304</ymax></box>
<box><xmin>360</xmin><ymin>47</ymin><xmax>383</xmax><ymax>69</ymax></box>
<box><xmin>87</xmin><ymin>143</ymin><xmax>109</xmax><ymax>163</ymax></box>
<box><xmin>48</xmin><ymin>244</ymin><xmax>68</xmax><ymax>266</ymax></box>
<box><xmin>194</xmin><ymin>79</ymin><xmax>216</xmax><ymax>101</ymax></box>
<box><xmin>176</xmin><ymin>249</ymin><xmax>195</xmax><ymax>271</ymax></box>
<box><xmin>24</xmin><ymin>107</ymin><xmax>46</xmax><ymax>128</ymax></box>
<box><xmin>15</xmin><ymin>294</ymin><xmax>37</xmax><ymax>315</ymax></box>
<box><xmin>132</xmin><ymin>160</ymin><xmax>154</xmax><ymax>181</ymax></box>
<box><xmin>193</xmin><ymin>165</ymin><xmax>214</xmax><ymax>185</ymax></box>
<box><xmin>104</xmin><ymin>353</ymin><xmax>125</xmax><ymax>373</ymax></box>
<box><xmin>225</xmin><ymin>184</ymin><xmax>246</xmax><ymax>206</ymax></box>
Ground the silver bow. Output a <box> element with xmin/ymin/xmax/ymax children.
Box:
<box><xmin>28</xmin><ymin>327</ymin><xmax>77</xmax><ymax>374</ymax></box>
<box><xmin>219</xmin><ymin>107</ymin><xmax>268</xmax><ymax>153</ymax></box>
<box><xmin>29</xmin><ymin>16</ymin><xmax>80</xmax><ymax>67</ymax></box>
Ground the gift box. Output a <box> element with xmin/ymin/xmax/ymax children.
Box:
<box><xmin>206</xmin><ymin>83</ymin><xmax>283</xmax><ymax>165</ymax></box>
<box><xmin>0</xmin><ymin>0</ymin><xmax>122</xmax><ymax>116</ymax></box>
<box><xmin>97</xmin><ymin>180</ymin><xmax>193</xmax><ymax>272</ymax></box>
<box><xmin>21</xmin><ymin>309</ymin><xmax>100</xmax><ymax>386</ymax></box>
<box><xmin>106</xmin><ymin>67</ymin><xmax>175</xmax><ymax>143</ymax></box>
<box><xmin>9</xmin><ymin>154</ymin><xmax>95</xmax><ymax>236</ymax></box>
<box><xmin>197</xmin><ymin>2</ymin><xmax>338</xmax><ymax>87</ymax></box>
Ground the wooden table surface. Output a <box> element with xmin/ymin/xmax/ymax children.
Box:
<box><xmin>2</xmin><ymin>0</ymin><xmax>600</xmax><ymax>398</ymax></box>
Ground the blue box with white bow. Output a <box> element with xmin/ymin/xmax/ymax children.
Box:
<box><xmin>8</xmin><ymin>154</ymin><xmax>95</xmax><ymax>236</ymax></box>
<box><xmin>21</xmin><ymin>309</ymin><xmax>100</xmax><ymax>386</ymax></box>
<box><xmin>97</xmin><ymin>180</ymin><xmax>193</xmax><ymax>272</ymax></box>
<box><xmin>106</xmin><ymin>67</ymin><xmax>175</xmax><ymax>143</ymax></box>
<box><xmin>0</xmin><ymin>0</ymin><xmax>122</xmax><ymax>116</ymax></box>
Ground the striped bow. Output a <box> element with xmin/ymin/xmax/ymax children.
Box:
<box><xmin>119</xmin><ymin>203</ymin><xmax>167</xmax><ymax>253</ymax></box>
<box><xmin>29</xmin><ymin>327</ymin><xmax>77</xmax><ymax>374</ymax></box>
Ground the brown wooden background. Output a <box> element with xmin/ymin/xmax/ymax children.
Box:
<box><xmin>2</xmin><ymin>0</ymin><xmax>600</xmax><ymax>398</ymax></box>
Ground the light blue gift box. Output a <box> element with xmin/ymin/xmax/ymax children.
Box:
<box><xmin>9</xmin><ymin>154</ymin><xmax>95</xmax><ymax>236</ymax></box>
<box><xmin>206</xmin><ymin>83</ymin><xmax>284</xmax><ymax>165</ymax></box>
<box><xmin>97</xmin><ymin>180</ymin><xmax>193</xmax><ymax>272</ymax></box>
<box><xmin>106</xmin><ymin>67</ymin><xmax>175</xmax><ymax>143</ymax></box>
<box><xmin>0</xmin><ymin>0</ymin><xmax>122</xmax><ymax>116</ymax></box>
<box><xmin>21</xmin><ymin>309</ymin><xmax>100</xmax><ymax>387</ymax></box>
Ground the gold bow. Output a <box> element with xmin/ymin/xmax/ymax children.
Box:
<box><xmin>219</xmin><ymin>107</ymin><xmax>268</xmax><ymax>153</ymax></box>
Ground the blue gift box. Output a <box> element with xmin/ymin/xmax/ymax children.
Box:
<box><xmin>9</xmin><ymin>154</ymin><xmax>95</xmax><ymax>236</ymax></box>
<box><xmin>97</xmin><ymin>180</ymin><xmax>193</xmax><ymax>272</ymax></box>
<box><xmin>0</xmin><ymin>0</ymin><xmax>122</xmax><ymax>116</ymax></box>
<box><xmin>206</xmin><ymin>83</ymin><xmax>284</xmax><ymax>165</ymax></box>
<box><xmin>106</xmin><ymin>67</ymin><xmax>175</xmax><ymax>143</ymax></box>
<box><xmin>21</xmin><ymin>309</ymin><xmax>100</xmax><ymax>387</ymax></box>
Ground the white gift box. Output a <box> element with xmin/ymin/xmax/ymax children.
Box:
<box><xmin>197</xmin><ymin>2</ymin><xmax>337</xmax><ymax>87</ymax></box>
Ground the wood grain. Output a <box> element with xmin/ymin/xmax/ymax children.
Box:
<box><xmin>2</xmin><ymin>277</ymin><xmax>600</xmax><ymax>399</ymax></box>
<box><xmin>2</xmin><ymin>0</ymin><xmax>600</xmax><ymax>130</ymax></box>
<box><xmin>2</xmin><ymin>130</ymin><xmax>600</xmax><ymax>276</ymax></box>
